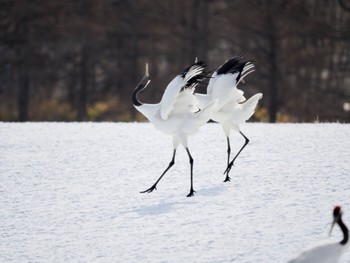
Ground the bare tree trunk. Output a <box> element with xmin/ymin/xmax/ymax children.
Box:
<box><xmin>17</xmin><ymin>47</ymin><xmax>30</xmax><ymax>122</ymax></box>
<box><xmin>192</xmin><ymin>0</ymin><xmax>209</xmax><ymax>61</ymax></box>
<box><xmin>77</xmin><ymin>0</ymin><xmax>91</xmax><ymax>121</ymax></box>
<box><xmin>13</xmin><ymin>2</ymin><xmax>32</xmax><ymax>122</ymax></box>
<box><xmin>78</xmin><ymin>45</ymin><xmax>88</xmax><ymax>121</ymax></box>
<box><xmin>67</xmin><ymin>67</ymin><xmax>78</xmax><ymax>112</ymax></box>
<box><xmin>268</xmin><ymin>37</ymin><xmax>278</xmax><ymax>123</ymax></box>
<box><xmin>266</xmin><ymin>7</ymin><xmax>279</xmax><ymax>123</ymax></box>
<box><xmin>130</xmin><ymin>1</ymin><xmax>139</xmax><ymax>120</ymax></box>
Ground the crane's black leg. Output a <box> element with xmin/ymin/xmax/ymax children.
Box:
<box><xmin>140</xmin><ymin>150</ymin><xmax>176</xmax><ymax>194</ymax></box>
<box><xmin>223</xmin><ymin>137</ymin><xmax>231</xmax><ymax>182</ymax></box>
<box><xmin>186</xmin><ymin>148</ymin><xmax>196</xmax><ymax>197</ymax></box>
<box><xmin>223</xmin><ymin>131</ymin><xmax>249</xmax><ymax>181</ymax></box>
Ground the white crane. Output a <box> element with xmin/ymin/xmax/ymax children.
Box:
<box><xmin>132</xmin><ymin>61</ymin><xmax>217</xmax><ymax>197</ymax></box>
<box><xmin>195</xmin><ymin>55</ymin><xmax>262</xmax><ymax>182</ymax></box>
<box><xmin>288</xmin><ymin>206</ymin><xmax>349</xmax><ymax>263</ymax></box>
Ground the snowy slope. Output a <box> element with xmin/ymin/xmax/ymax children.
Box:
<box><xmin>1</xmin><ymin>122</ymin><xmax>350</xmax><ymax>262</ymax></box>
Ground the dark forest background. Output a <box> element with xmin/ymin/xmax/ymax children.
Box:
<box><xmin>1</xmin><ymin>0</ymin><xmax>350</xmax><ymax>122</ymax></box>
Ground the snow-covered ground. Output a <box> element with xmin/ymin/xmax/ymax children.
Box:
<box><xmin>1</xmin><ymin>122</ymin><xmax>350</xmax><ymax>262</ymax></box>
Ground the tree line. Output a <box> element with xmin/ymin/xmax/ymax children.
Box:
<box><xmin>0</xmin><ymin>0</ymin><xmax>349</xmax><ymax>122</ymax></box>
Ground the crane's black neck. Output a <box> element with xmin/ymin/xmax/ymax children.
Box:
<box><xmin>338</xmin><ymin>217</ymin><xmax>349</xmax><ymax>245</ymax></box>
<box><xmin>132</xmin><ymin>75</ymin><xmax>150</xmax><ymax>107</ymax></box>
<box><xmin>132</xmin><ymin>87</ymin><xmax>142</xmax><ymax>106</ymax></box>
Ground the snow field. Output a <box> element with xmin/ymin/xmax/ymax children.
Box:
<box><xmin>1</xmin><ymin>122</ymin><xmax>350</xmax><ymax>262</ymax></box>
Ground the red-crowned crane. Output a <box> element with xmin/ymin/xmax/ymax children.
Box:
<box><xmin>288</xmin><ymin>206</ymin><xmax>349</xmax><ymax>263</ymax></box>
<box><xmin>132</xmin><ymin>61</ymin><xmax>217</xmax><ymax>197</ymax></box>
<box><xmin>195</xmin><ymin>55</ymin><xmax>262</xmax><ymax>182</ymax></box>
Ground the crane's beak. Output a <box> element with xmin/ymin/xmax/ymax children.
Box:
<box><xmin>329</xmin><ymin>218</ymin><xmax>336</xmax><ymax>237</ymax></box>
<box><xmin>145</xmin><ymin>63</ymin><xmax>149</xmax><ymax>77</ymax></box>
<box><xmin>142</xmin><ymin>62</ymin><xmax>151</xmax><ymax>87</ymax></box>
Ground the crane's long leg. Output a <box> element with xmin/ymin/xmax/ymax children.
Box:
<box><xmin>186</xmin><ymin>148</ymin><xmax>196</xmax><ymax>197</ymax></box>
<box><xmin>140</xmin><ymin>150</ymin><xmax>176</xmax><ymax>194</ymax></box>
<box><xmin>223</xmin><ymin>137</ymin><xmax>231</xmax><ymax>182</ymax></box>
<box><xmin>223</xmin><ymin>131</ymin><xmax>249</xmax><ymax>182</ymax></box>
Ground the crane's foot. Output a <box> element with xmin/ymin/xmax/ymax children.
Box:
<box><xmin>223</xmin><ymin>175</ymin><xmax>231</xmax><ymax>182</ymax></box>
<box><xmin>140</xmin><ymin>184</ymin><xmax>157</xmax><ymax>194</ymax></box>
<box><xmin>223</xmin><ymin>163</ymin><xmax>233</xmax><ymax>182</ymax></box>
<box><xmin>186</xmin><ymin>188</ymin><xmax>196</xmax><ymax>197</ymax></box>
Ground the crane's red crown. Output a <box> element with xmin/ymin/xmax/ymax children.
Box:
<box><xmin>334</xmin><ymin>206</ymin><xmax>342</xmax><ymax>216</ymax></box>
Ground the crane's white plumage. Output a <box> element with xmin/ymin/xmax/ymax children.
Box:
<box><xmin>195</xmin><ymin>55</ymin><xmax>262</xmax><ymax>182</ymax></box>
<box><xmin>132</xmin><ymin>61</ymin><xmax>217</xmax><ymax>197</ymax></box>
<box><xmin>159</xmin><ymin>75</ymin><xmax>186</xmax><ymax>120</ymax></box>
<box><xmin>160</xmin><ymin>63</ymin><xmax>206</xmax><ymax>120</ymax></box>
<box><xmin>288</xmin><ymin>242</ymin><xmax>345</xmax><ymax>263</ymax></box>
<box><xmin>288</xmin><ymin>206</ymin><xmax>349</xmax><ymax>263</ymax></box>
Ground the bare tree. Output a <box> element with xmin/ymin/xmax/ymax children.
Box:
<box><xmin>0</xmin><ymin>0</ymin><xmax>349</xmax><ymax>122</ymax></box>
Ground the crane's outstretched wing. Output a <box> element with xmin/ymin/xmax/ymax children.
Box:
<box><xmin>207</xmin><ymin>56</ymin><xmax>254</xmax><ymax>109</ymax></box>
<box><xmin>160</xmin><ymin>61</ymin><xmax>207</xmax><ymax>120</ymax></box>
<box><xmin>207</xmin><ymin>55</ymin><xmax>242</xmax><ymax>95</ymax></box>
<box><xmin>211</xmin><ymin>74</ymin><xmax>246</xmax><ymax>109</ymax></box>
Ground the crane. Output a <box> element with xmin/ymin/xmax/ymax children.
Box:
<box><xmin>288</xmin><ymin>206</ymin><xmax>349</xmax><ymax>263</ymax></box>
<box><xmin>132</xmin><ymin>61</ymin><xmax>217</xmax><ymax>197</ymax></box>
<box><xmin>195</xmin><ymin>55</ymin><xmax>262</xmax><ymax>182</ymax></box>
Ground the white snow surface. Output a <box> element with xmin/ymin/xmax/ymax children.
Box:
<box><xmin>1</xmin><ymin>122</ymin><xmax>350</xmax><ymax>263</ymax></box>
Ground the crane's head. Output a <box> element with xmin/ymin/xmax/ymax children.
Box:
<box><xmin>334</xmin><ymin>206</ymin><xmax>342</xmax><ymax>217</ymax></box>
<box><xmin>329</xmin><ymin>206</ymin><xmax>343</xmax><ymax>236</ymax></box>
<box><xmin>132</xmin><ymin>63</ymin><xmax>151</xmax><ymax>107</ymax></box>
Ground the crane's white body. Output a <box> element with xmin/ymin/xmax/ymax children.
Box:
<box><xmin>135</xmin><ymin>77</ymin><xmax>217</xmax><ymax>148</ymax></box>
<box><xmin>196</xmin><ymin>90</ymin><xmax>262</xmax><ymax>136</ymax></box>
<box><xmin>195</xmin><ymin>69</ymin><xmax>262</xmax><ymax>137</ymax></box>
<box><xmin>288</xmin><ymin>240</ymin><xmax>348</xmax><ymax>263</ymax></box>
